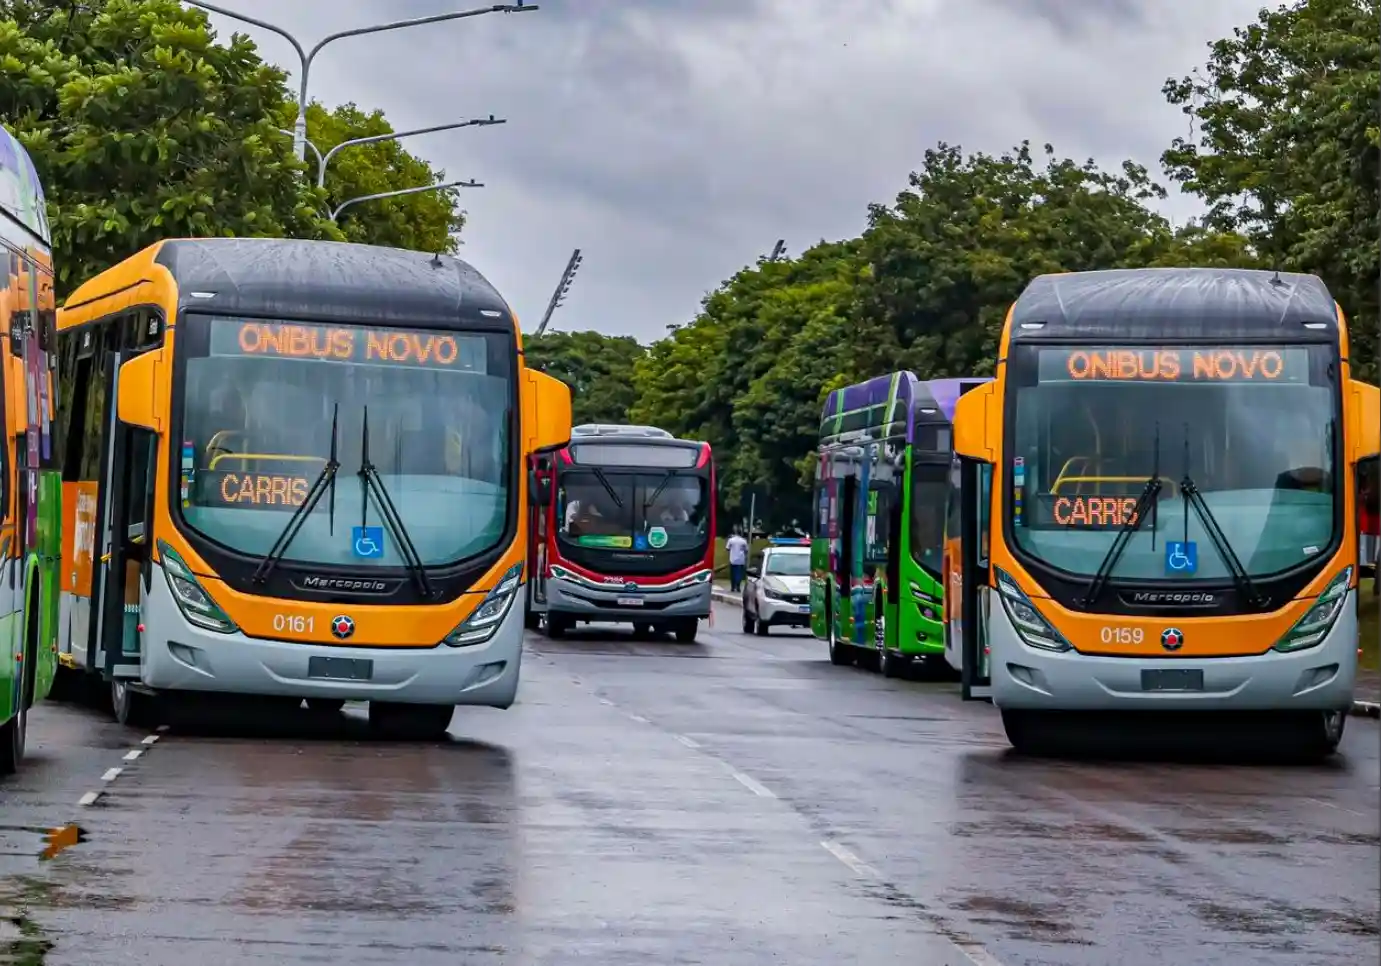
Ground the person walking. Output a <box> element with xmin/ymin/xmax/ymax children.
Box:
<box><xmin>726</xmin><ymin>529</ymin><xmax>749</xmax><ymax>592</ymax></box>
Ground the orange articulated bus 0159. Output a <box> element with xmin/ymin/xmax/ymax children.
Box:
<box><xmin>944</xmin><ymin>268</ymin><xmax>1380</xmax><ymax>759</ymax></box>
<box><xmin>55</xmin><ymin>238</ymin><xmax>571</xmax><ymax>738</ymax></box>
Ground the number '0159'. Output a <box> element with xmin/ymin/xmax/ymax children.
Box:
<box><xmin>273</xmin><ymin>614</ymin><xmax>314</xmax><ymax>634</ymax></box>
<box><xmin>1099</xmin><ymin>626</ymin><xmax>1143</xmax><ymax>645</ymax></box>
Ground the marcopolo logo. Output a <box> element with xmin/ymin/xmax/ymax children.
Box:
<box><xmin>297</xmin><ymin>575</ymin><xmax>395</xmax><ymax>594</ymax></box>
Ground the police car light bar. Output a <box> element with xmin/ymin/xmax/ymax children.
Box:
<box><xmin>767</xmin><ymin>537</ymin><xmax>810</xmax><ymax>546</ymax></box>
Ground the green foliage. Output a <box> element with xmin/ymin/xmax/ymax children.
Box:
<box><xmin>523</xmin><ymin>330</ymin><xmax>645</xmax><ymax>425</ymax></box>
<box><xmin>294</xmin><ymin>101</ymin><xmax>465</xmax><ymax>254</ymax></box>
<box><xmin>0</xmin><ymin>0</ymin><xmax>466</xmax><ymax>296</ymax></box>
<box><xmin>1163</xmin><ymin>0</ymin><xmax>1379</xmax><ymax>380</ymax></box>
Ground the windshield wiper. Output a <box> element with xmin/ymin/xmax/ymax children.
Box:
<box><xmin>356</xmin><ymin>406</ymin><xmax>433</xmax><ymax>599</ymax></box>
<box><xmin>1175</xmin><ymin>424</ymin><xmax>1264</xmax><ymax>607</ymax></box>
<box><xmin>253</xmin><ymin>403</ymin><xmax>341</xmax><ymax>585</ymax></box>
<box><xmin>1079</xmin><ymin>424</ymin><xmax>1163</xmax><ymax>608</ymax></box>
<box><xmin>643</xmin><ymin>471</ymin><xmax>676</xmax><ymax>511</ymax></box>
<box><xmin>591</xmin><ymin>467</ymin><xmax>624</xmax><ymax>507</ymax></box>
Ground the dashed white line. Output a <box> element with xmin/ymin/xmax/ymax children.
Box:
<box><xmin>674</xmin><ymin>734</ymin><xmax>700</xmax><ymax>749</ymax></box>
<box><xmin>626</xmin><ymin>713</ymin><xmax>649</xmax><ymax>724</ymax></box>
<box><xmin>100</xmin><ymin>767</ymin><xmax>122</xmax><ymax>782</ymax></box>
<box><xmin>123</xmin><ymin>749</ymin><xmax>143</xmax><ymax>761</ymax></box>
<box><xmin>140</xmin><ymin>734</ymin><xmax>159</xmax><ymax>745</ymax></box>
<box><xmin>730</xmin><ymin>770</ymin><xmax>777</xmax><ymax>799</ymax></box>
<box><xmin>820</xmin><ymin>839</ymin><xmax>880</xmax><ymax>878</ymax></box>
<box><xmin>598</xmin><ymin>697</ymin><xmax>615</xmax><ymax>706</ymax></box>
<box><xmin>77</xmin><ymin>791</ymin><xmax>101</xmax><ymax>807</ymax></box>
<box><xmin>156</xmin><ymin>724</ymin><xmax>170</xmax><ymax>733</ymax></box>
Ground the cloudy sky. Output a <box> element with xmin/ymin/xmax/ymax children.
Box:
<box><xmin>191</xmin><ymin>0</ymin><xmax>1266</xmax><ymax>344</ymax></box>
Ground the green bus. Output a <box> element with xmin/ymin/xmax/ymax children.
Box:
<box><xmin>0</xmin><ymin>126</ymin><xmax>61</xmax><ymax>772</ymax></box>
<box><xmin>811</xmin><ymin>372</ymin><xmax>991</xmax><ymax>677</ymax></box>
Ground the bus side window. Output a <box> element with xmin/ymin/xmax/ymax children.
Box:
<box><xmin>977</xmin><ymin>463</ymin><xmax>992</xmax><ymax>567</ymax></box>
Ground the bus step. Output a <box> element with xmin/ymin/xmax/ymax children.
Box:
<box><xmin>110</xmin><ymin>663</ymin><xmax>141</xmax><ymax>679</ymax></box>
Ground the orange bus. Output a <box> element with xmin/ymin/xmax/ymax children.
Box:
<box><xmin>55</xmin><ymin>238</ymin><xmax>570</xmax><ymax>738</ymax></box>
<box><xmin>946</xmin><ymin>268</ymin><xmax>1379</xmax><ymax>758</ymax></box>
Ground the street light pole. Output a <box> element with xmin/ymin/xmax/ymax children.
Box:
<box><xmin>185</xmin><ymin>1</ymin><xmax>539</xmax><ymax>163</ymax></box>
<box><xmin>330</xmin><ymin>179</ymin><xmax>483</xmax><ymax>222</ymax></box>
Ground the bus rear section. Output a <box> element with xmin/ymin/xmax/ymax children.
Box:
<box><xmin>948</xmin><ymin>268</ymin><xmax>1380</xmax><ymax>758</ymax></box>
<box><xmin>56</xmin><ymin>238</ymin><xmax>570</xmax><ymax>737</ymax></box>
<box><xmin>527</xmin><ymin>424</ymin><xmax>715</xmax><ymax>643</ymax></box>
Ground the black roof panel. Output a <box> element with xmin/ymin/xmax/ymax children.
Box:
<box><xmin>1009</xmin><ymin>268</ymin><xmax>1338</xmax><ymax>344</ymax></box>
<box><xmin>154</xmin><ymin>237</ymin><xmax>512</xmax><ymax>327</ymax></box>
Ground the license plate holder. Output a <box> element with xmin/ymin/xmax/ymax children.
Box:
<box><xmin>616</xmin><ymin>596</ymin><xmax>644</xmax><ymax>607</ymax></box>
<box><xmin>1140</xmin><ymin>668</ymin><xmax>1204</xmax><ymax>692</ymax></box>
<box><xmin>797</xmin><ymin>605</ymin><xmax>811</xmax><ymax>613</ymax></box>
<box><xmin>308</xmin><ymin>656</ymin><xmax>374</xmax><ymax>681</ymax></box>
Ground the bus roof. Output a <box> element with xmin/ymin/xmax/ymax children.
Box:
<box><xmin>819</xmin><ymin>371</ymin><xmax>992</xmax><ymax>445</ymax></box>
<box><xmin>0</xmin><ymin>126</ymin><xmax>50</xmax><ymax>246</ymax></box>
<box><xmin>1008</xmin><ymin>268</ymin><xmax>1340</xmax><ymax>344</ymax></box>
<box><xmin>572</xmin><ymin>423</ymin><xmax>675</xmax><ymax>438</ymax></box>
<box><xmin>62</xmin><ymin>237</ymin><xmax>514</xmax><ymax>330</ymax></box>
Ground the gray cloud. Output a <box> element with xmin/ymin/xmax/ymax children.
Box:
<box><xmin>191</xmin><ymin>0</ymin><xmax>1263</xmax><ymax>342</ymax></box>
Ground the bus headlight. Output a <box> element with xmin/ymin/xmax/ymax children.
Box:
<box><xmin>158</xmin><ymin>541</ymin><xmax>237</xmax><ymax>634</ymax></box>
<box><xmin>995</xmin><ymin>567</ymin><xmax>1071</xmax><ymax>653</ymax></box>
<box><xmin>443</xmin><ymin>563</ymin><xmax>524</xmax><ymax>647</ymax></box>
<box><xmin>1274</xmin><ymin>567</ymin><xmax>1352</xmax><ymax>653</ymax></box>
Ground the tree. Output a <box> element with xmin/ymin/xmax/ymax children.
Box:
<box><xmin>296</xmin><ymin>101</ymin><xmax>465</xmax><ymax>254</ymax></box>
<box><xmin>1</xmin><ymin>0</ymin><xmax>331</xmax><ymax>294</ymax></box>
<box><xmin>523</xmin><ymin>330</ymin><xmax>645</xmax><ymax>425</ymax></box>
<box><xmin>1162</xmin><ymin>0</ymin><xmax>1379</xmax><ymax>379</ymax></box>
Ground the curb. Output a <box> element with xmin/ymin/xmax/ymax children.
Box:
<box><xmin>711</xmin><ymin>588</ymin><xmax>740</xmax><ymax>607</ymax></box>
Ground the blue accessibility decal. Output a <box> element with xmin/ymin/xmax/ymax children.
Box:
<box><xmin>352</xmin><ymin>525</ymin><xmax>385</xmax><ymax>560</ymax></box>
<box><xmin>1165</xmin><ymin>540</ymin><xmax>1197</xmax><ymax>575</ymax></box>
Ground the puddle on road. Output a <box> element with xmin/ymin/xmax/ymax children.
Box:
<box><xmin>0</xmin><ymin>824</ymin><xmax>92</xmax><ymax>964</ymax></box>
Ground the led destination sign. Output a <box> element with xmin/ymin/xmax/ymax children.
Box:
<box><xmin>1041</xmin><ymin>347</ymin><xmax>1310</xmax><ymax>384</ymax></box>
<box><xmin>210</xmin><ymin>320</ymin><xmax>486</xmax><ymax>371</ymax></box>
<box><xmin>196</xmin><ymin>471</ymin><xmax>312</xmax><ymax>511</ymax></box>
<box><xmin>1021</xmin><ymin>492</ymin><xmax>1161</xmax><ymax>531</ymax></box>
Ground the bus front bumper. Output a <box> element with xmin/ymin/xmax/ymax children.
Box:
<box><xmin>138</xmin><ymin>565</ymin><xmax>524</xmax><ymax>708</ymax></box>
<box><xmin>989</xmin><ymin>590</ymin><xmax>1358</xmax><ymax>713</ymax></box>
<box><xmin>544</xmin><ymin>575</ymin><xmax>711</xmax><ymax>622</ymax></box>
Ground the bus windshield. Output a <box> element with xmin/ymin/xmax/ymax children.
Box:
<box><xmin>176</xmin><ymin>315</ymin><xmax>513</xmax><ymax>568</ymax></box>
<box><xmin>557</xmin><ymin>470</ymin><xmax>709</xmax><ymax>553</ymax></box>
<box><xmin>1008</xmin><ymin>344</ymin><xmax>1337</xmax><ymax>581</ymax></box>
<box><xmin>909</xmin><ymin>461</ymin><xmax>949</xmax><ymax>580</ymax></box>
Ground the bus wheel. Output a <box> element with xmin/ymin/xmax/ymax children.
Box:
<box><xmin>369</xmin><ymin>702</ymin><xmax>454</xmax><ymax>741</ymax></box>
<box><xmin>1282</xmin><ymin>710</ymin><xmax>1346</xmax><ymax>762</ymax></box>
<box><xmin>1001</xmin><ymin>710</ymin><xmax>1062</xmax><ymax>756</ymax></box>
<box><xmin>674</xmin><ymin>619</ymin><xmax>699</xmax><ymax>643</ymax></box>
<box><xmin>828</xmin><ymin>632</ymin><xmax>852</xmax><ymax>666</ymax></box>
<box><xmin>306</xmin><ymin>698</ymin><xmax>347</xmax><ymax>714</ymax></box>
<box><xmin>545</xmin><ymin>614</ymin><xmax>569</xmax><ymax>639</ymax></box>
<box><xmin>112</xmin><ymin>678</ymin><xmax>158</xmax><ymax>730</ymax></box>
<box><xmin>879</xmin><ymin>647</ymin><xmax>902</xmax><ymax>679</ymax></box>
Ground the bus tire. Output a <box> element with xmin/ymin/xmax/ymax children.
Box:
<box><xmin>1282</xmin><ymin>710</ymin><xmax>1345</xmax><ymax>762</ymax></box>
<box><xmin>369</xmin><ymin>702</ymin><xmax>454</xmax><ymax>741</ymax></box>
<box><xmin>879</xmin><ymin>647</ymin><xmax>901</xmax><ymax>679</ymax></box>
<box><xmin>0</xmin><ymin>594</ymin><xmax>38</xmax><ymax>776</ymax></box>
<box><xmin>112</xmin><ymin>678</ymin><xmax>158</xmax><ymax>730</ymax></box>
<box><xmin>674</xmin><ymin>619</ymin><xmax>699</xmax><ymax>643</ymax></box>
<box><xmin>828</xmin><ymin>629</ymin><xmax>853</xmax><ymax>666</ymax></box>
<box><xmin>545</xmin><ymin>614</ymin><xmax>569</xmax><ymax>639</ymax></box>
<box><xmin>1001</xmin><ymin>710</ymin><xmax>1058</xmax><ymax>756</ymax></box>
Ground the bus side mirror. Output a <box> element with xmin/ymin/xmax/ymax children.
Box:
<box><xmin>952</xmin><ymin>382</ymin><xmax>996</xmax><ymax>462</ymax></box>
<box><xmin>529</xmin><ymin>471</ymin><xmax>552</xmax><ymax>506</ymax></box>
<box><xmin>117</xmin><ymin>351</ymin><xmax>163</xmax><ymax>431</ymax></box>
<box><xmin>1350</xmin><ymin>379</ymin><xmax>1379</xmax><ymax>462</ymax></box>
<box><xmin>523</xmin><ymin>368</ymin><xmax>571</xmax><ymax>453</ymax></box>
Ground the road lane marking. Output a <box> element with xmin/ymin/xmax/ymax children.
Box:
<box><xmin>598</xmin><ymin>697</ymin><xmax>615</xmax><ymax>706</ymax></box>
<box><xmin>730</xmin><ymin>770</ymin><xmax>777</xmax><ymax>798</ymax></box>
<box><xmin>100</xmin><ymin>768</ymin><xmax>122</xmax><ymax>782</ymax></box>
<box><xmin>123</xmin><ymin>749</ymin><xmax>143</xmax><ymax>761</ymax></box>
<box><xmin>141</xmin><ymin>735</ymin><xmax>159</xmax><ymax>745</ymax></box>
<box><xmin>77</xmin><ymin>791</ymin><xmax>101</xmax><ymax>807</ymax></box>
<box><xmin>675</xmin><ymin>734</ymin><xmax>700</xmax><ymax>749</ymax></box>
<box><xmin>819</xmin><ymin>839</ymin><xmax>1007</xmax><ymax>966</ymax></box>
<box><xmin>156</xmin><ymin>724</ymin><xmax>169</xmax><ymax>732</ymax></box>
<box><xmin>626</xmin><ymin>713</ymin><xmax>649</xmax><ymax>724</ymax></box>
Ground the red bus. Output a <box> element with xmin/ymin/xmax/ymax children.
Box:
<box><xmin>525</xmin><ymin>424</ymin><xmax>716</xmax><ymax>642</ymax></box>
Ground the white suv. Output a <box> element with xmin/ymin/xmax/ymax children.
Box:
<box><xmin>742</xmin><ymin>546</ymin><xmax>812</xmax><ymax>635</ymax></box>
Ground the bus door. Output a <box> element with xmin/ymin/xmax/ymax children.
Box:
<box><xmin>91</xmin><ymin>350</ymin><xmax>157</xmax><ymax>680</ymax></box>
<box><xmin>957</xmin><ymin>457</ymin><xmax>992</xmax><ymax>701</ymax></box>
<box><xmin>832</xmin><ymin>472</ymin><xmax>856</xmax><ymax>644</ymax></box>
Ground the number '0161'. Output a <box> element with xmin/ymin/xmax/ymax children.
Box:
<box><xmin>273</xmin><ymin>614</ymin><xmax>314</xmax><ymax>634</ymax></box>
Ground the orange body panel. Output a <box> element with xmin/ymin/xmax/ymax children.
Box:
<box><xmin>59</xmin><ymin>482</ymin><xmax>98</xmax><ymax>595</ymax></box>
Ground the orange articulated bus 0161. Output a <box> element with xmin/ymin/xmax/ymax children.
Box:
<box><xmin>55</xmin><ymin>238</ymin><xmax>571</xmax><ymax>738</ymax></box>
<box><xmin>944</xmin><ymin>268</ymin><xmax>1379</xmax><ymax>759</ymax></box>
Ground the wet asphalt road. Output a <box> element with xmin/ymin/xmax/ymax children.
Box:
<box><xmin>0</xmin><ymin>601</ymin><xmax>1376</xmax><ymax>965</ymax></box>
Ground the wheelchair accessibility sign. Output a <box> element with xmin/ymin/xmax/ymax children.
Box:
<box><xmin>352</xmin><ymin>525</ymin><xmax>385</xmax><ymax>560</ymax></box>
<box><xmin>1165</xmin><ymin>540</ymin><xmax>1197</xmax><ymax>576</ymax></box>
